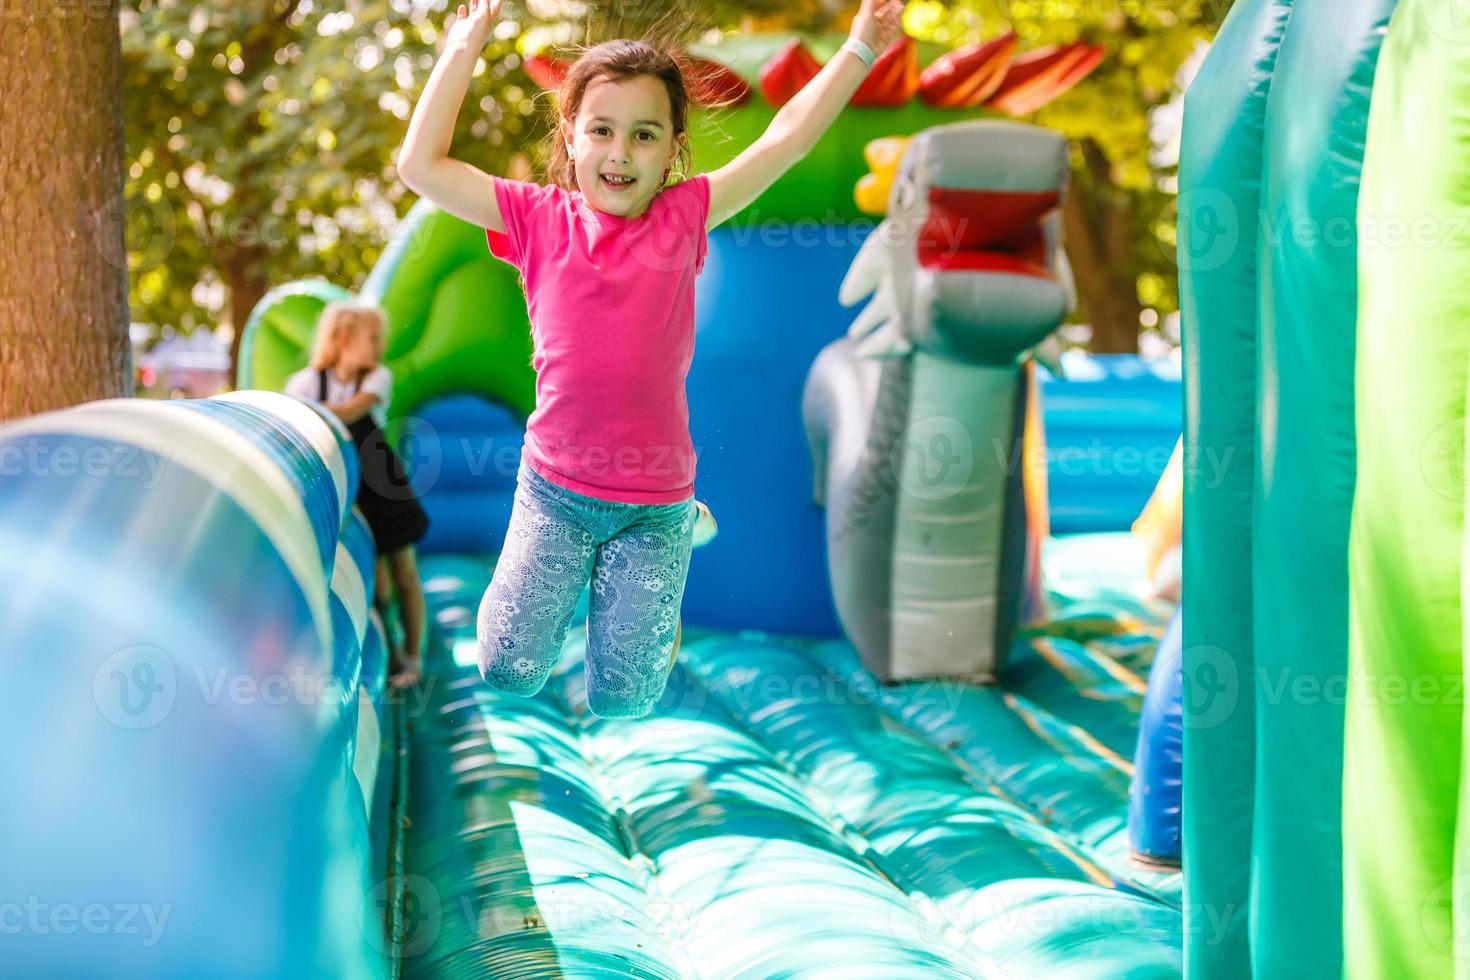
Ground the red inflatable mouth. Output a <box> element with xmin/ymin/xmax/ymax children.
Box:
<box><xmin>917</xmin><ymin>187</ymin><xmax>1060</xmax><ymax>278</ymax></box>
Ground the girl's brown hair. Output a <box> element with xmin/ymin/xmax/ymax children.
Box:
<box><xmin>545</xmin><ymin>39</ymin><xmax>693</xmax><ymax>192</ymax></box>
<box><xmin>308</xmin><ymin>302</ymin><xmax>385</xmax><ymax>372</ymax></box>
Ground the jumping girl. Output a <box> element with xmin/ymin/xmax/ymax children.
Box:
<box><xmin>397</xmin><ymin>0</ymin><xmax>905</xmax><ymax>717</ymax></box>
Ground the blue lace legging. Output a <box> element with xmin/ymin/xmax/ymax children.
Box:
<box><xmin>476</xmin><ymin>461</ymin><xmax>697</xmax><ymax>718</ymax></box>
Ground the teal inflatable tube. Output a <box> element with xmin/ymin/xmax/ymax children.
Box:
<box><xmin>0</xmin><ymin>397</ymin><xmax>377</xmax><ymax>977</ymax></box>
<box><xmin>1253</xmin><ymin>0</ymin><xmax>1395</xmax><ymax>973</ymax></box>
<box><xmin>1177</xmin><ymin>0</ymin><xmax>1294</xmax><ymax>975</ymax></box>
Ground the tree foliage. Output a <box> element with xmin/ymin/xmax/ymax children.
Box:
<box><xmin>121</xmin><ymin>0</ymin><xmax>541</xmax><ymax>355</ymax></box>
<box><xmin>122</xmin><ymin>0</ymin><xmax>1225</xmax><ymax>356</ymax></box>
<box><xmin>901</xmin><ymin>0</ymin><xmax>1228</xmax><ymax>350</ymax></box>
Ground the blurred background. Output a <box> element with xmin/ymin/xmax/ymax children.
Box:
<box><xmin>88</xmin><ymin>0</ymin><xmax>1222</xmax><ymax>400</ymax></box>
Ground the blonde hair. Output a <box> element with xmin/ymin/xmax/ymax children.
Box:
<box><xmin>308</xmin><ymin>301</ymin><xmax>386</xmax><ymax>372</ymax></box>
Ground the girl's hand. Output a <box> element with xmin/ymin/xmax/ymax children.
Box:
<box><xmin>446</xmin><ymin>0</ymin><xmax>502</xmax><ymax>52</ymax></box>
<box><xmin>850</xmin><ymin>0</ymin><xmax>906</xmax><ymax>55</ymax></box>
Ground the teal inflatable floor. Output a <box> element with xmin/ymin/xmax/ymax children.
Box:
<box><xmin>399</xmin><ymin>533</ymin><xmax>1182</xmax><ymax>978</ymax></box>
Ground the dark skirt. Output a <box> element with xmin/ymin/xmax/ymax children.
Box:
<box><xmin>352</xmin><ymin>421</ymin><xmax>429</xmax><ymax>554</ymax></box>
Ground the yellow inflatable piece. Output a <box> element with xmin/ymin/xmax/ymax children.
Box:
<box><xmin>854</xmin><ymin>135</ymin><xmax>912</xmax><ymax>215</ymax></box>
<box><xmin>1132</xmin><ymin>437</ymin><xmax>1183</xmax><ymax>599</ymax></box>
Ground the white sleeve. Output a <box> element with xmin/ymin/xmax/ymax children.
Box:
<box><xmin>282</xmin><ymin>368</ymin><xmax>318</xmax><ymax>401</ymax></box>
<box><xmin>359</xmin><ymin>365</ymin><xmax>392</xmax><ymax>404</ymax></box>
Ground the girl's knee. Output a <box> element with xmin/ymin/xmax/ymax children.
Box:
<box><xmin>583</xmin><ymin>645</ymin><xmax>673</xmax><ymax>719</ymax></box>
<box><xmin>586</xmin><ymin>686</ymin><xmax>659</xmax><ymax>719</ymax></box>
<box><xmin>479</xmin><ymin>654</ymin><xmax>553</xmax><ymax>697</ymax></box>
<box><xmin>475</xmin><ymin>596</ymin><xmax>565</xmax><ymax>698</ymax></box>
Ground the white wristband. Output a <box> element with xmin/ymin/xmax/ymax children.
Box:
<box><xmin>841</xmin><ymin>36</ymin><xmax>878</xmax><ymax>69</ymax></box>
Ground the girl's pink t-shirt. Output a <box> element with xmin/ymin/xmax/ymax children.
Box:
<box><xmin>486</xmin><ymin>174</ymin><xmax>710</xmax><ymax>504</ymax></box>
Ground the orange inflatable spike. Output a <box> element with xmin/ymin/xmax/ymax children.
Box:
<box><xmin>918</xmin><ymin>33</ymin><xmax>1018</xmax><ymax>109</ymax></box>
<box><xmin>758</xmin><ymin>38</ymin><xmax>823</xmax><ymax>106</ymax></box>
<box><xmin>523</xmin><ymin>54</ymin><xmax>571</xmax><ymax>92</ymax></box>
<box><xmin>683</xmin><ymin>57</ymin><xmax>752</xmax><ymax>108</ymax></box>
<box><xmin>851</xmin><ymin>36</ymin><xmax>920</xmax><ymax>107</ymax></box>
<box><xmin>986</xmin><ymin>44</ymin><xmax>1079</xmax><ymax>113</ymax></box>
<box><xmin>999</xmin><ymin>43</ymin><xmax>1105</xmax><ymax>115</ymax></box>
<box><xmin>988</xmin><ymin>42</ymin><xmax>1102</xmax><ymax>116</ymax></box>
<box><xmin>1027</xmin><ymin>42</ymin><xmax>1105</xmax><ymax>110</ymax></box>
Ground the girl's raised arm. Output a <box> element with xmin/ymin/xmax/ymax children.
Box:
<box><xmin>705</xmin><ymin>0</ymin><xmax>905</xmax><ymax>231</ymax></box>
<box><xmin>397</xmin><ymin>0</ymin><xmax>508</xmax><ymax>231</ymax></box>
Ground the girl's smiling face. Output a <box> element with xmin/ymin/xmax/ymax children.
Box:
<box><xmin>562</xmin><ymin>73</ymin><xmax>684</xmax><ymax>219</ymax></box>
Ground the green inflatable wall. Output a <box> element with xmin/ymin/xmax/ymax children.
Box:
<box><xmin>1177</xmin><ymin>1</ymin><xmax>1293</xmax><ymax>976</ymax></box>
<box><xmin>1348</xmin><ymin>0</ymin><xmax>1470</xmax><ymax>973</ymax></box>
<box><xmin>1253</xmin><ymin>0</ymin><xmax>1395</xmax><ymax>975</ymax></box>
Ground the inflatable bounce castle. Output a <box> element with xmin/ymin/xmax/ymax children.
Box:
<box><xmin>22</xmin><ymin>3</ymin><xmax>1467</xmax><ymax>971</ymax></box>
<box><xmin>1173</xmin><ymin>0</ymin><xmax>1470</xmax><ymax>977</ymax></box>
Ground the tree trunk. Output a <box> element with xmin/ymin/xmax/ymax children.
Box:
<box><xmin>223</xmin><ymin>245</ymin><xmax>270</xmax><ymax>388</ymax></box>
<box><xmin>0</xmin><ymin>2</ymin><xmax>130</xmax><ymax>419</ymax></box>
<box><xmin>1062</xmin><ymin>138</ymin><xmax>1142</xmax><ymax>354</ymax></box>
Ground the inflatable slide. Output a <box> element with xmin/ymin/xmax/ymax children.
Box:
<box><xmin>0</xmin><ymin>31</ymin><xmax>1208</xmax><ymax>978</ymax></box>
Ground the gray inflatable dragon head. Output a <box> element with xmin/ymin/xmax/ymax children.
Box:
<box><xmin>840</xmin><ymin>119</ymin><xmax>1074</xmax><ymax>365</ymax></box>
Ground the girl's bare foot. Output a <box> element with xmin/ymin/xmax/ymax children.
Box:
<box><xmin>692</xmin><ymin>500</ymin><xmax>718</xmax><ymax>548</ymax></box>
<box><xmin>389</xmin><ymin>656</ymin><xmax>422</xmax><ymax>689</ymax></box>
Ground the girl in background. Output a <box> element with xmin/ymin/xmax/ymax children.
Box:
<box><xmin>398</xmin><ymin>0</ymin><xmax>905</xmax><ymax>716</ymax></box>
<box><xmin>285</xmin><ymin>302</ymin><xmax>429</xmax><ymax>688</ymax></box>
